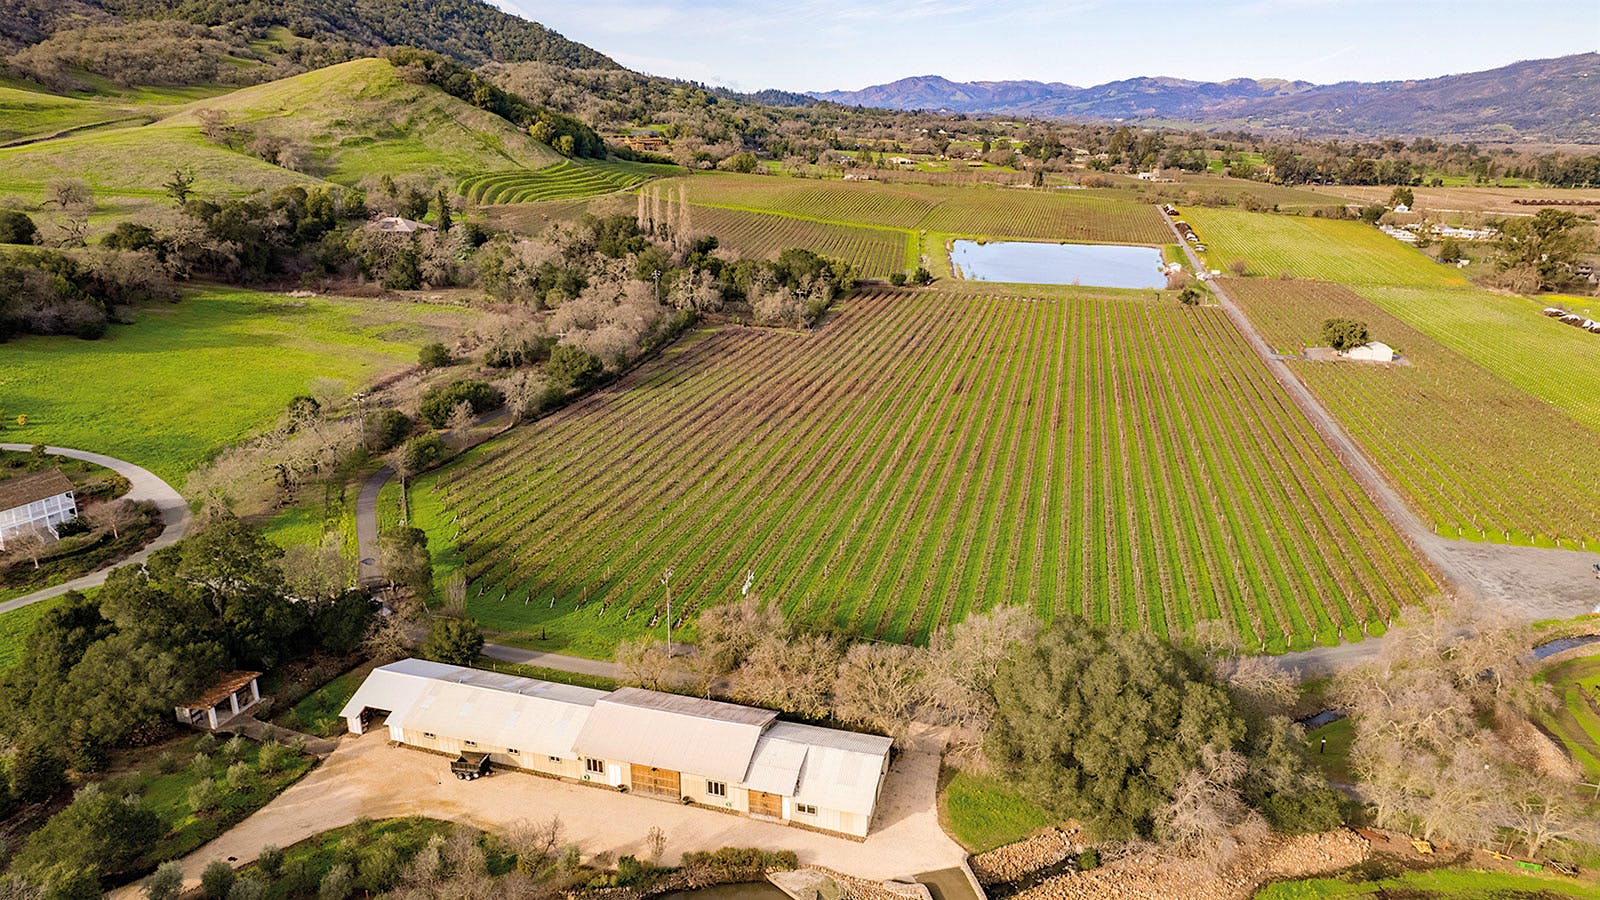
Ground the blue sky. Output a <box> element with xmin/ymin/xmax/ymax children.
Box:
<box><xmin>496</xmin><ymin>0</ymin><xmax>1597</xmax><ymax>93</ymax></box>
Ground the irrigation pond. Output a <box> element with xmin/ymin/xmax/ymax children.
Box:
<box><xmin>950</xmin><ymin>240</ymin><xmax>1167</xmax><ymax>289</ymax></box>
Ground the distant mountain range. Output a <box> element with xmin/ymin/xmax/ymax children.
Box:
<box><xmin>812</xmin><ymin>54</ymin><xmax>1600</xmax><ymax>143</ymax></box>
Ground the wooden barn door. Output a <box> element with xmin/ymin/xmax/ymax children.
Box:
<box><xmin>629</xmin><ymin>765</ymin><xmax>681</xmax><ymax>799</ymax></box>
<box><xmin>749</xmin><ymin>790</ymin><xmax>783</xmax><ymax>818</ymax></box>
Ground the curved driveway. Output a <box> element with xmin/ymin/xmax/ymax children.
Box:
<box><xmin>0</xmin><ymin>444</ymin><xmax>191</xmax><ymax>613</ymax></box>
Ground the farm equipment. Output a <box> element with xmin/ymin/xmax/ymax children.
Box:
<box><xmin>451</xmin><ymin>751</ymin><xmax>490</xmax><ymax>780</ymax></box>
<box><xmin>1410</xmin><ymin>839</ymin><xmax>1434</xmax><ymax>855</ymax></box>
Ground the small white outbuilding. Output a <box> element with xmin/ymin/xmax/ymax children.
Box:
<box><xmin>1344</xmin><ymin>341</ymin><xmax>1396</xmax><ymax>362</ymax></box>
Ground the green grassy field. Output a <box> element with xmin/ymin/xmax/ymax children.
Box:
<box><xmin>0</xmin><ymin>288</ymin><xmax>479</xmax><ymax>483</ymax></box>
<box><xmin>940</xmin><ymin>771</ymin><xmax>1054</xmax><ymax>853</ymax></box>
<box><xmin>1533</xmin><ymin>652</ymin><xmax>1600</xmax><ymax>779</ymax></box>
<box><xmin>1254</xmin><ymin>866</ymin><xmax>1596</xmax><ymax>898</ymax></box>
<box><xmin>0</xmin><ymin>87</ymin><xmax>148</xmax><ymax>144</ymax></box>
<box><xmin>0</xmin><ymin>596</ymin><xmax>64</xmax><ymax>669</ymax></box>
<box><xmin>0</xmin><ymin>58</ymin><xmax>561</xmax><ymax>202</ymax></box>
<box><xmin>1228</xmin><ymin>279</ymin><xmax>1600</xmax><ymax>548</ymax></box>
<box><xmin>1179</xmin><ymin>207</ymin><xmax>1468</xmax><ymax>288</ymax></box>
<box><xmin>1303</xmin><ymin>717</ymin><xmax>1354</xmax><ymax>783</ymax></box>
<box><xmin>411</xmin><ymin>287</ymin><xmax>1430</xmax><ymax>658</ymax></box>
<box><xmin>275</xmin><ymin>662</ymin><xmax>376</xmax><ymax>737</ymax></box>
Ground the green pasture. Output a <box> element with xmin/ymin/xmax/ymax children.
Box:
<box><xmin>0</xmin><ymin>58</ymin><xmax>563</xmax><ymax>203</ymax></box>
<box><xmin>0</xmin><ymin>288</ymin><xmax>479</xmax><ymax>484</ymax></box>
<box><xmin>1254</xmin><ymin>866</ymin><xmax>1596</xmax><ymax>898</ymax></box>
<box><xmin>940</xmin><ymin>771</ymin><xmax>1054</xmax><ymax>853</ymax></box>
<box><xmin>1179</xmin><ymin>207</ymin><xmax>1467</xmax><ymax>287</ymax></box>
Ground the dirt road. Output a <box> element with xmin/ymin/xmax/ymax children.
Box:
<box><xmin>1161</xmin><ymin>212</ymin><xmax>1600</xmax><ymax>672</ymax></box>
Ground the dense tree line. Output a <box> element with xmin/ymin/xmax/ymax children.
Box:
<box><xmin>0</xmin><ymin>513</ymin><xmax>373</xmax><ymax>771</ymax></box>
<box><xmin>0</xmin><ymin>246</ymin><xmax>175</xmax><ymax>340</ymax></box>
<box><xmin>380</xmin><ymin>48</ymin><xmax>604</xmax><ymax>157</ymax></box>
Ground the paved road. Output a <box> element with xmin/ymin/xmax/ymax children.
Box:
<box><xmin>1162</xmin><ymin>212</ymin><xmax>1600</xmax><ymax>673</ymax></box>
<box><xmin>354</xmin><ymin>464</ymin><xmax>391</xmax><ymax>588</ymax></box>
<box><xmin>0</xmin><ymin>444</ymin><xmax>191</xmax><ymax>613</ymax></box>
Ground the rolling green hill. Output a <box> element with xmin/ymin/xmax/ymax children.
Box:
<box><xmin>0</xmin><ymin>58</ymin><xmax>560</xmax><ymax>200</ymax></box>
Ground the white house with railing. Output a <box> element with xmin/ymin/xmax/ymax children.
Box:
<box><xmin>0</xmin><ymin>469</ymin><xmax>78</xmax><ymax>550</ymax></box>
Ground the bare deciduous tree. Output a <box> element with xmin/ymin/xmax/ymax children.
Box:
<box><xmin>728</xmin><ymin>631</ymin><xmax>841</xmax><ymax>719</ymax></box>
<box><xmin>88</xmin><ymin>498</ymin><xmax>142</xmax><ymax>539</ymax></box>
<box><xmin>832</xmin><ymin>642</ymin><xmax>926</xmax><ymax>739</ymax></box>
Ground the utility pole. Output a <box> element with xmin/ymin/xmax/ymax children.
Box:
<box><xmin>652</xmin><ymin>269</ymin><xmax>663</xmax><ymax>305</ymax></box>
<box><xmin>661</xmin><ymin>567</ymin><xmax>674</xmax><ymax>655</ymax></box>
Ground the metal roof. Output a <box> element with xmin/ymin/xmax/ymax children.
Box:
<box><xmin>573</xmin><ymin>688</ymin><xmax>776</xmax><ymax>783</ymax></box>
<box><xmin>764</xmin><ymin>722</ymin><xmax>893</xmax><ymax>817</ymax></box>
<box><xmin>343</xmin><ymin>661</ymin><xmax>893</xmax><ymax>816</ymax></box>
<box><xmin>389</xmin><ymin>678</ymin><xmax>600</xmax><ymax>758</ymax></box>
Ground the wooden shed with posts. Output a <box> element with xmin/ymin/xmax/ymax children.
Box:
<box><xmin>174</xmin><ymin>671</ymin><xmax>262</xmax><ymax>730</ymax></box>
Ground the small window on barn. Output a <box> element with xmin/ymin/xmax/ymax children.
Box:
<box><xmin>707</xmin><ymin>781</ymin><xmax>727</xmax><ymax>797</ymax></box>
<box><xmin>549</xmin><ymin>755</ymin><xmax>562</xmax><ymax>762</ymax></box>
<box><xmin>422</xmin><ymin>732</ymin><xmax>436</xmax><ymax>739</ymax></box>
<box><xmin>507</xmin><ymin>748</ymin><xmax>519</xmax><ymax>755</ymax></box>
<box><xmin>464</xmin><ymin>740</ymin><xmax>478</xmax><ymax>747</ymax></box>
<box><xmin>796</xmin><ymin>804</ymin><xmax>818</xmax><ymax>816</ymax></box>
<box><xmin>586</xmin><ymin>758</ymin><xmax>605</xmax><ymax>773</ymax></box>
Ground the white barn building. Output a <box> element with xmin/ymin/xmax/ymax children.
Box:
<box><xmin>0</xmin><ymin>469</ymin><xmax>78</xmax><ymax>550</ymax></box>
<box><xmin>340</xmin><ymin>660</ymin><xmax>895</xmax><ymax>838</ymax></box>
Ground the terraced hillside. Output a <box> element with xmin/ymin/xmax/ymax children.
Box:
<box><xmin>461</xmin><ymin>159</ymin><xmax>671</xmax><ymax>204</ymax></box>
<box><xmin>1229</xmin><ymin>278</ymin><xmax>1600</xmax><ymax>548</ymax></box>
<box><xmin>413</xmin><ymin>288</ymin><xmax>1433</xmax><ymax>658</ymax></box>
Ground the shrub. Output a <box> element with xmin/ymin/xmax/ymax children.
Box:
<box><xmin>201</xmin><ymin>860</ymin><xmax>236</xmax><ymax>900</ymax></box>
<box><xmin>0</xmin><ymin>211</ymin><xmax>37</xmax><ymax>245</ymax></box>
<box><xmin>402</xmin><ymin>432</ymin><xmax>448</xmax><ymax>472</ymax></box>
<box><xmin>255</xmin><ymin>844</ymin><xmax>285</xmax><ymax>878</ymax></box>
<box><xmin>225</xmin><ymin>760</ymin><xmax>253</xmax><ymax>790</ymax></box>
<box><xmin>319</xmin><ymin>862</ymin><xmax>355</xmax><ymax>900</ymax></box>
<box><xmin>889</xmin><ymin>272</ymin><xmax>908</xmax><ymax>287</ymax></box>
<box><xmin>615</xmin><ymin>855</ymin><xmax>645</xmax><ymax>885</ymax></box>
<box><xmin>190</xmin><ymin>751</ymin><xmax>212</xmax><ymax>777</ymax></box>
<box><xmin>222</xmin><ymin>735</ymin><xmax>246</xmax><ymax>762</ymax></box>
<box><xmin>9</xmin><ymin>740</ymin><xmax>67</xmax><ymax>805</ymax></box>
<box><xmin>1076</xmin><ymin>848</ymin><xmax>1099</xmax><ymax>871</ymax></box>
<box><xmin>417</xmin><ymin>342</ymin><xmax>450</xmax><ymax>369</ymax></box>
<box><xmin>910</xmin><ymin>266</ymin><xmax>933</xmax><ymax>286</ymax></box>
<box><xmin>1227</xmin><ymin>258</ymin><xmax>1251</xmax><ymax>276</ymax></box>
<box><xmin>188</xmin><ymin>777</ymin><xmax>219</xmax><ymax>814</ymax></box>
<box><xmin>146</xmin><ymin>861</ymin><xmax>185</xmax><ymax>900</ymax></box>
<box><xmin>228</xmin><ymin>875</ymin><xmax>268</xmax><ymax>900</ymax></box>
<box><xmin>419</xmin><ymin>380</ymin><xmax>503</xmax><ymax>428</ymax></box>
<box><xmin>545</xmin><ymin>345</ymin><xmax>603</xmax><ymax>393</ymax></box>
<box><xmin>421</xmin><ymin>618</ymin><xmax>484</xmax><ymax>666</ymax></box>
<box><xmin>362</xmin><ymin>408</ymin><xmax>412</xmax><ymax>452</ymax></box>
<box><xmin>15</xmin><ymin>784</ymin><xmax>163</xmax><ymax>884</ymax></box>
